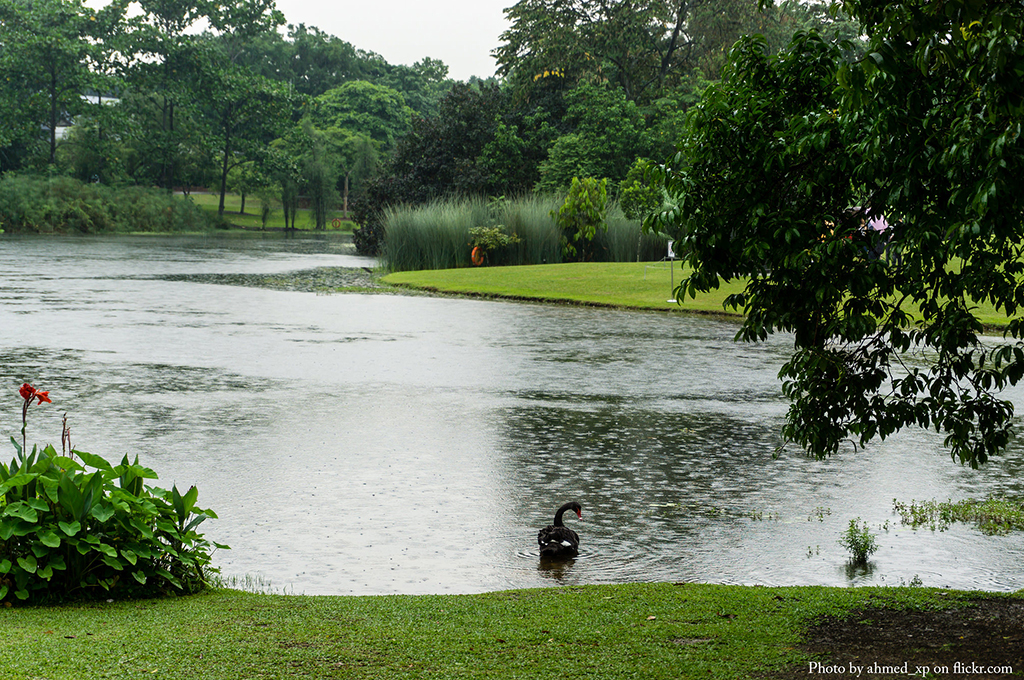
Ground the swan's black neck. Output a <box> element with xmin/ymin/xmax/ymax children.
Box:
<box><xmin>553</xmin><ymin>502</ymin><xmax>579</xmax><ymax>527</ymax></box>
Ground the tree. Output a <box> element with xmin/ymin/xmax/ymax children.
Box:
<box><xmin>495</xmin><ymin>0</ymin><xmax>790</xmax><ymax>104</ymax></box>
<box><xmin>278</xmin><ymin>23</ymin><xmax>373</xmax><ymax>97</ymax></box>
<box><xmin>649</xmin><ymin>1</ymin><xmax>1024</xmax><ymax>467</ymax></box>
<box><xmin>274</xmin><ymin>119</ymin><xmax>340</xmax><ymax>229</ymax></box>
<box><xmin>200</xmin><ymin>60</ymin><xmax>295</xmax><ymax>216</ymax></box>
<box><xmin>535</xmin><ymin>83</ymin><xmax>653</xmax><ymax>192</ymax></box>
<box><xmin>375</xmin><ymin>58</ymin><xmax>453</xmax><ymax>118</ymax></box>
<box><xmin>309</xmin><ymin>81</ymin><xmax>412</xmax><ymax>147</ymax></box>
<box><xmin>352</xmin><ymin>82</ymin><xmax>508</xmax><ymax>254</ymax></box>
<box><xmin>619</xmin><ymin>158</ymin><xmax>663</xmax><ymax>221</ymax></box>
<box><xmin>123</xmin><ymin>0</ymin><xmax>281</xmax><ymax>189</ymax></box>
<box><xmin>0</xmin><ymin>0</ymin><xmax>124</xmax><ymax>167</ymax></box>
<box><xmin>334</xmin><ymin>131</ymin><xmax>379</xmax><ymax>216</ymax></box>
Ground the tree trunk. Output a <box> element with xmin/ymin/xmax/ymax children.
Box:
<box><xmin>218</xmin><ymin>111</ymin><xmax>232</xmax><ymax>217</ymax></box>
<box><xmin>343</xmin><ymin>172</ymin><xmax>349</xmax><ymax>218</ymax></box>
<box><xmin>48</xmin><ymin>67</ymin><xmax>58</xmax><ymax>165</ymax></box>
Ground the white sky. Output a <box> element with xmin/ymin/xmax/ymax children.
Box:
<box><xmin>272</xmin><ymin>0</ymin><xmax>514</xmax><ymax>81</ymax></box>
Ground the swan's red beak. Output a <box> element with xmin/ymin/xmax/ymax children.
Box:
<box><xmin>576</xmin><ymin>509</ymin><xmax>582</xmax><ymax>519</ymax></box>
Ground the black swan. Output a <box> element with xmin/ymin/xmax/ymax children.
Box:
<box><xmin>538</xmin><ymin>501</ymin><xmax>582</xmax><ymax>558</ymax></box>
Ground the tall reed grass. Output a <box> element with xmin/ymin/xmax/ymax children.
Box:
<box><xmin>381</xmin><ymin>194</ymin><xmax>669</xmax><ymax>272</ymax></box>
<box><xmin>381</xmin><ymin>197</ymin><xmax>491</xmax><ymax>271</ymax></box>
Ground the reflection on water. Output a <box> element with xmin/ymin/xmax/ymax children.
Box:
<box><xmin>1</xmin><ymin>234</ymin><xmax>1023</xmax><ymax>595</ymax></box>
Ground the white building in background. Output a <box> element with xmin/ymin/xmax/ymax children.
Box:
<box><xmin>53</xmin><ymin>93</ymin><xmax>120</xmax><ymax>140</ymax></box>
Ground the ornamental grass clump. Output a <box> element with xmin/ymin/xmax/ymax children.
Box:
<box><xmin>0</xmin><ymin>384</ymin><xmax>225</xmax><ymax>604</ymax></box>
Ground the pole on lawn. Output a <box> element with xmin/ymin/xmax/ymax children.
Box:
<box><xmin>667</xmin><ymin>240</ymin><xmax>677</xmax><ymax>303</ymax></box>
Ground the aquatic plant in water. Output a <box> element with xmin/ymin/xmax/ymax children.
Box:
<box><xmin>838</xmin><ymin>518</ymin><xmax>878</xmax><ymax>564</ymax></box>
<box><xmin>0</xmin><ymin>384</ymin><xmax>225</xmax><ymax>603</ymax></box>
<box><xmin>893</xmin><ymin>497</ymin><xmax>1024</xmax><ymax>535</ymax></box>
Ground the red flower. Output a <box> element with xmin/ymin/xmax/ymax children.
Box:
<box><xmin>19</xmin><ymin>383</ymin><xmax>51</xmax><ymax>404</ymax></box>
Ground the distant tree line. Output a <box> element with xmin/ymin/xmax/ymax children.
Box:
<box><xmin>0</xmin><ymin>0</ymin><xmax>453</xmax><ymax>228</ymax></box>
<box><xmin>0</xmin><ymin>0</ymin><xmax>859</xmax><ymax>240</ymax></box>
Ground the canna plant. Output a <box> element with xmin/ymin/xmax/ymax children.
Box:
<box><xmin>0</xmin><ymin>384</ymin><xmax>226</xmax><ymax>603</ymax></box>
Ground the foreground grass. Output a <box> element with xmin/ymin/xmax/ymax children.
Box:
<box><xmin>383</xmin><ymin>262</ymin><xmax>1013</xmax><ymax>329</ymax></box>
<box><xmin>0</xmin><ymin>583</ymin><xmax>991</xmax><ymax>680</ymax></box>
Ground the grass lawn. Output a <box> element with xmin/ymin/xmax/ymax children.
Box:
<box><xmin>383</xmin><ymin>262</ymin><xmax>1014</xmax><ymax>330</ymax></box>
<box><xmin>0</xmin><ymin>583</ymin><xmax>1004</xmax><ymax>680</ymax></box>
<box><xmin>188</xmin><ymin>192</ymin><xmax>358</xmax><ymax>232</ymax></box>
<box><xmin>383</xmin><ymin>262</ymin><xmax>746</xmax><ymax>316</ymax></box>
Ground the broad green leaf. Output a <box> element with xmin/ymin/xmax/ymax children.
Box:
<box><xmin>121</xmin><ymin>549</ymin><xmax>137</xmax><ymax>566</ymax></box>
<box><xmin>96</xmin><ymin>543</ymin><xmax>117</xmax><ymax>558</ymax></box>
<box><xmin>38</xmin><ymin>530</ymin><xmax>61</xmax><ymax>548</ymax></box>
<box><xmin>57</xmin><ymin>473</ymin><xmax>85</xmax><ymax>519</ymax></box>
<box><xmin>90</xmin><ymin>503</ymin><xmax>115</xmax><ymax>522</ymax></box>
<box><xmin>25</xmin><ymin>497</ymin><xmax>48</xmax><ymax>512</ymax></box>
<box><xmin>100</xmin><ymin>555</ymin><xmax>123</xmax><ymax>571</ymax></box>
<box><xmin>47</xmin><ymin>555</ymin><xmax>66</xmax><ymax>571</ymax></box>
<box><xmin>72</xmin><ymin>449</ymin><xmax>112</xmax><ymax>471</ymax></box>
<box><xmin>172</xmin><ymin>485</ymin><xmax>185</xmax><ymax>521</ymax></box>
<box><xmin>155</xmin><ymin>567</ymin><xmax>182</xmax><ymax>589</ymax></box>
<box><xmin>58</xmin><ymin>520</ymin><xmax>81</xmax><ymax>536</ymax></box>
<box><xmin>130</xmin><ymin>518</ymin><xmax>153</xmax><ymax>539</ymax></box>
<box><xmin>0</xmin><ymin>559</ymin><xmax>11</xmax><ymax>574</ymax></box>
<box><xmin>14</xmin><ymin>589</ymin><xmax>28</xmax><ymax>600</ymax></box>
<box><xmin>127</xmin><ymin>543</ymin><xmax>154</xmax><ymax>559</ymax></box>
<box><xmin>16</xmin><ymin>555</ymin><xmax>37</xmax><ymax>573</ymax></box>
<box><xmin>0</xmin><ymin>585</ymin><xmax>7</xmax><ymax>600</ymax></box>
<box><xmin>182</xmin><ymin>485</ymin><xmax>199</xmax><ymax>516</ymax></box>
<box><xmin>52</xmin><ymin>456</ymin><xmax>84</xmax><ymax>472</ymax></box>
<box><xmin>132</xmin><ymin>570</ymin><xmax>147</xmax><ymax>585</ymax></box>
<box><xmin>37</xmin><ymin>565</ymin><xmax>53</xmax><ymax>580</ymax></box>
<box><xmin>2</xmin><ymin>501</ymin><xmax>37</xmax><ymax>523</ymax></box>
<box><xmin>9</xmin><ymin>520</ymin><xmax>35</xmax><ymax>537</ymax></box>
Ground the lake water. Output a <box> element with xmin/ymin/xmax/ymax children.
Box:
<box><xmin>1</xmin><ymin>234</ymin><xmax>1022</xmax><ymax>595</ymax></box>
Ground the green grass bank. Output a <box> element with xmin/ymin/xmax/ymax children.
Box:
<box><xmin>189</xmin><ymin>192</ymin><xmax>357</xmax><ymax>232</ymax></box>
<box><xmin>383</xmin><ymin>261</ymin><xmax>742</xmax><ymax>315</ymax></box>
<box><xmin>0</xmin><ymin>583</ymin><xmax>1009</xmax><ymax>680</ymax></box>
<box><xmin>382</xmin><ymin>262</ymin><xmax>1013</xmax><ymax>329</ymax></box>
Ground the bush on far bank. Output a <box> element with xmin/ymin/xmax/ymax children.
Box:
<box><xmin>0</xmin><ymin>174</ymin><xmax>216</xmax><ymax>234</ymax></box>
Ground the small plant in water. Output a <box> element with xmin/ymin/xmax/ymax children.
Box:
<box><xmin>808</xmin><ymin>506</ymin><xmax>831</xmax><ymax>522</ymax></box>
<box><xmin>838</xmin><ymin>517</ymin><xmax>878</xmax><ymax>563</ymax></box>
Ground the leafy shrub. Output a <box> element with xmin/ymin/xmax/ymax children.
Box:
<box><xmin>553</xmin><ymin>176</ymin><xmax>608</xmax><ymax>261</ymax></box>
<box><xmin>618</xmin><ymin>158</ymin><xmax>664</xmax><ymax>222</ymax></box>
<box><xmin>838</xmin><ymin>517</ymin><xmax>878</xmax><ymax>564</ymax></box>
<box><xmin>0</xmin><ymin>384</ymin><xmax>224</xmax><ymax>604</ymax></box>
<box><xmin>0</xmin><ymin>174</ymin><xmax>214</xmax><ymax>234</ymax></box>
<box><xmin>468</xmin><ymin>225</ymin><xmax>521</xmax><ymax>266</ymax></box>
